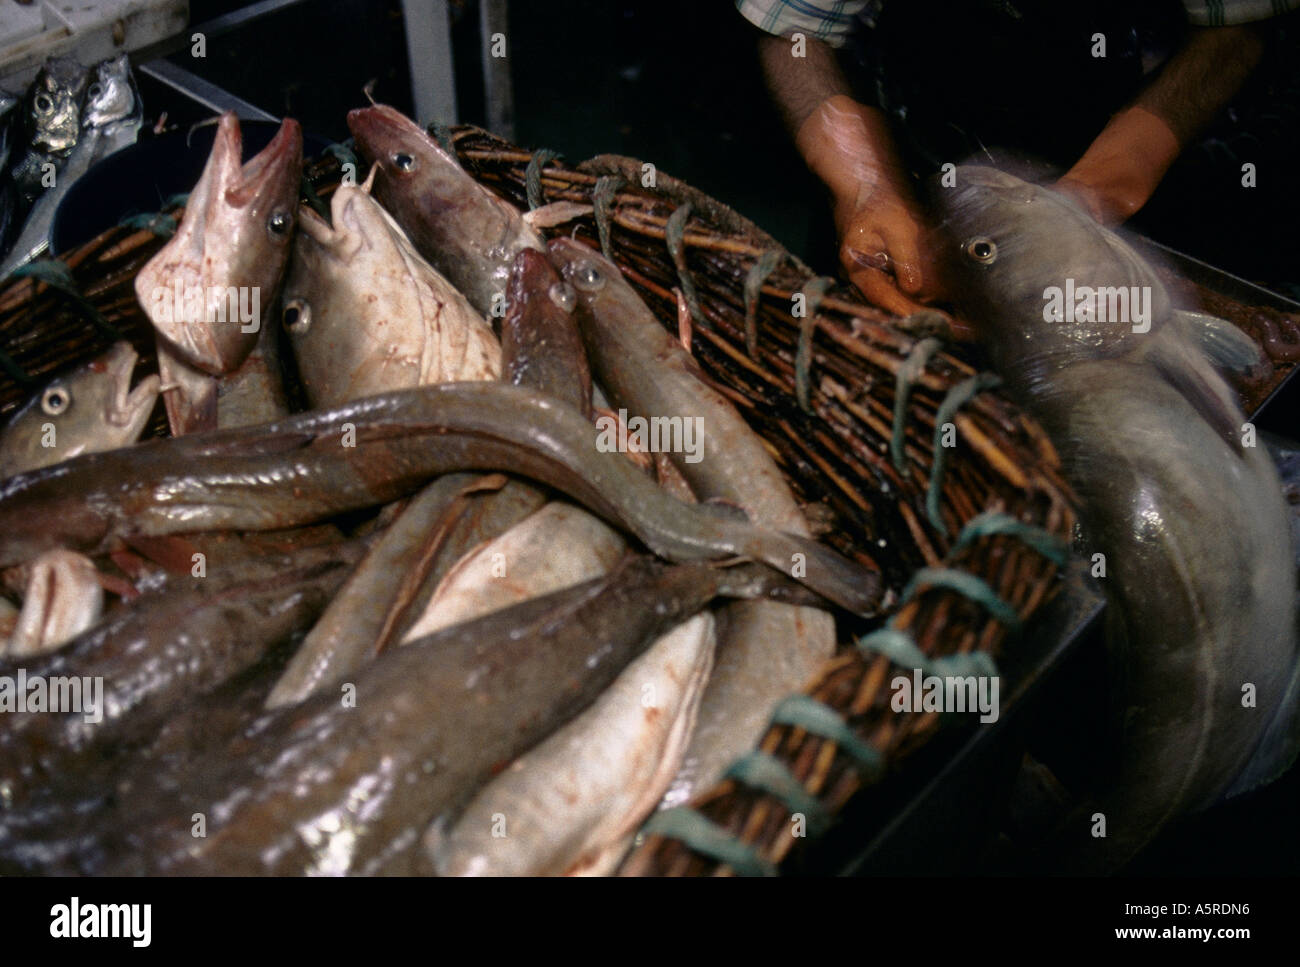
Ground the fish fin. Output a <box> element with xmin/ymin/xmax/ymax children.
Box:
<box><xmin>1144</xmin><ymin>330</ymin><xmax>1246</xmax><ymax>456</ymax></box>
<box><xmin>700</xmin><ymin>497</ymin><xmax>751</xmax><ymax>524</ymax></box>
<box><xmin>523</xmin><ymin>201</ymin><xmax>594</xmax><ymax>230</ymax></box>
<box><xmin>1171</xmin><ymin>309</ymin><xmax>1262</xmax><ymax>373</ymax></box>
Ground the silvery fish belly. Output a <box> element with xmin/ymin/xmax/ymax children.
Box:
<box><xmin>939</xmin><ymin>165</ymin><xmax>1298</xmax><ymax>866</ymax></box>
<box><xmin>281</xmin><ymin>181</ymin><xmax>501</xmax><ymax>407</ymax></box>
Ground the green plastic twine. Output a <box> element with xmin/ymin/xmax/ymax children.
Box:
<box><xmin>952</xmin><ymin>511</ymin><xmax>1069</xmax><ymax>566</ymax></box>
<box><xmin>641</xmin><ymin>807</ymin><xmax>776</xmax><ymax>877</ymax></box>
<box><xmin>592</xmin><ymin>174</ymin><xmax>626</xmax><ymax>262</ymax></box>
<box><xmin>324</xmin><ymin>140</ymin><xmax>359</xmax><ymax>175</ymax></box>
<box><xmin>724</xmin><ymin>751</ymin><xmax>831</xmax><ymax>837</ymax></box>
<box><xmin>118</xmin><ymin>211</ymin><xmax>178</xmax><ymax>238</ymax></box>
<box><xmin>901</xmin><ymin>566</ymin><xmax>1022</xmax><ymax>633</ymax></box>
<box><xmin>524</xmin><ymin>147</ymin><xmax>560</xmax><ymax>210</ymax></box>
<box><xmin>742</xmin><ymin>249</ymin><xmax>782</xmax><ymax>359</ymax></box>
<box><xmin>665</xmin><ymin>203</ymin><xmax>705</xmax><ymax>331</ymax></box>
<box><xmin>891</xmin><ymin>336</ymin><xmax>942</xmax><ymax>473</ymax></box>
<box><xmin>769</xmin><ymin>694</ymin><xmax>884</xmax><ymax>779</ymax></box>
<box><xmin>925</xmin><ymin>371</ymin><xmax>1002</xmax><ymax>535</ymax></box>
<box><xmin>794</xmin><ymin>277</ymin><xmax>834</xmax><ymax>413</ymax></box>
<box><xmin>7</xmin><ymin>260</ymin><xmax>120</xmax><ymax>340</ymax></box>
<box><xmin>857</xmin><ymin>623</ymin><xmax>999</xmax><ymax>679</ymax></box>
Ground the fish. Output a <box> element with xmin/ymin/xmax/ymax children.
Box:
<box><xmin>0</xmin><ymin>382</ymin><xmax>881</xmax><ymax>615</ymax></box>
<box><xmin>0</xmin><ymin>536</ymin><xmax>366</xmax><ymax>805</ymax></box>
<box><xmin>43</xmin><ymin>556</ymin><xmax>810</xmax><ymax>875</ymax></box>
<box><xmin>1</xmin><ymin>549</ymin><xmax>102</xmax><ymax>658</ymax></box>
<box><xmin>937</xmin><ymin>165</ymin><xmax>1298</xmax><ymax>868</ymax></box>
<box><xmin>0</xmin><ymin>90</ymin><xmax>19</xmax><ymax>175</ymax></box>
<box><xmin>134</xmin><ymin>113</ymin><xmax>302</xmax><ymax>375</ymax></box>
<box><xmin>502</xmin><ymin>248</ymin><xmax>592</xmax><ymax>418</ymax></box>
<box><xmin>549</xmin><ymin>237</ymin><xmax>839</xmax><ymax>803</ymax></box>
<box><xmin>7</xmin><ymin>58</ymin><xmax>88</xmax><ymax>210</ymax></box>
<box><xmin>401</xmin><ymin>499</ymin><xmax>627</xmax><ymax>642</ymax></box>
<box><xmin>429</xmin><ymin>612</ymin><xmax>715</xmax><ymax>876</ymax></box>
<box><xmin>0</xmin><ymin>55</ymin><xmax>142</xmax><ymax>279</ymax></box>
<box><xmin>281</xmin><ymin>179</ymin><xmax>501</xmax><ymax>407</ymax></box>
<box><xmin>0</xmin><ymin>341</ymin><xmax>159</xmax><ymax>480</ymax></box>
<box><xmin>346</xmin><ymin>103</ymin><xmax>545</xmax><ymax>316</ymax></box>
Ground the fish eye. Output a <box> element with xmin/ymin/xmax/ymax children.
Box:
<box><xmin>41</xmin><ymin>386</ymin><xmax>70</xmax><ymax>415</ymax></box>
<box><xmin>34</xmin><ymin>93</ymin><xmax>53</xmax><ymax>114</ymax></box>
<box><xmin>267</xmin><ymin>210</ymin><xmax>292</xmax><ymax>238</ymax></box>
<box><xmin>283</xmin><ymin>299</ymin><xmax>311</xmax><ymax>334</ymax></box>
<box><xmin>548</xmin><ymin>282</ymin><xmax>576</xmax><ymax>312</ymax></box>
<box><xmin>965</xmin><ymin>237</ymin><xmax>997</xmax><ymax>265</ymax></box>
<box><xmin>392</xmin><ymin>152</ymin><xmax>416</xmax><ymax>173</ymax></box>
<box><xmin>87</xmin><ymin>83</ymin><xmax>103</xmax><ymax>102</ymax></box>
<box><xmin>571</xmin><ymin>261</ymin><xmax>605</xmax><ymax>293</ymax></box>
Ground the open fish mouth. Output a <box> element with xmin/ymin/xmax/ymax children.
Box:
<box><xmin>226</xmin><ymin>116</ymin><xmax>303</xmax><ymax>210</ymax></box>
<box><xmin>97</xmin><ymin>343</ymin><xmax>158</xmax><ymax>429</ymax></box>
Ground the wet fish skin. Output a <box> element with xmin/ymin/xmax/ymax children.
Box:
<box><xmin>0</xmin><ymin>383</ymin><xmax>880</xmax><ymax>614</ymax></box>
<box><xmin>24</xmin><ymin>57</ymin><xmax>87</xmax><ymax>156</ymax></box>
<box><xmin>0</xmin><ymin>539</ymin><xmax>365</xmax><ymax>804</ymax></box>
<box><xmin>281</xmin><ymin>182</ymin><xmax>500</xmax><ymax>407</ymax></box>
<box><xmin>939</xmin><ymin>165</ymin><xmax>1297</xmax><ymax>866</ymax></box>
<box><xmin>70</xmin><ymin>557</ymin><xmax>794</xmax><ymax>875</ymax></box>
<box><xmin>549</xmin><ymin>237</ymin><xmax>839</xmax><ymax>804</ymax></box>
<box><xmin>503</xmin><ymin>248</ymin><xmax>592</xmax><ymax>418</ymax></box>
<box><xmin>346</xmin><ymin>104</ymin><xmax>545</xmax><ymax>316</ymax></box>
<box><xmin>0</xmin><ymin>341</ymin><xmax>159</xmax><ymax>480</ymax></box>
<box><xmin>134</xmin><ymin>113</ymin><xmax>302</xmax><ymax>375</ymax></box>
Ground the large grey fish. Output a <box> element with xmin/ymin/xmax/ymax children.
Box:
<box><xmin>135</xmin><ymin>113</ymin><xmax>302</xmax><ymax>377</ymax></box>
<box><xmin>281</xmin><ymin>179</ymin><xmax>500</xmax><ymax>407</ymax></box>
<box><xmin>550</xmin><ymin>238</ymin><xmax>839</xmax><ymax>804</ymax></box>
<box><xmin>346</xmin><ymin>104</ymin><xmax>545</xmax><ymax>316</ymax></box>
<box><xmin>0</xmin><ymin>55</ymin><xmax>142</xmax><ymax>278</ymax></box>
<box><xmin>41</xmin><ymin>557</ymin><xmax>808</xmax><ymax>875</ymax></box>
<box><xmin>938</xmin><ymin>165</ymin><xmax>1298</xmax><ymax>868</ymax></box>
<box><xmin>502</xmin><ymin>248</ymin><xmax>592</xmax><ymax>418</ymax></box>
<box><xmin>0</xmin><ymin>537</ymin><xmax>365</xmax><ymax>805</ymax></box>
<box><xmin>0</xmin><ymin>383</ymin><xmax>880</xmax><ymax>615</ymax></box>
<box><xmin>0</xmin><ymin>341</ymin><xmax>159</xmax><ymax>480</ymax></box>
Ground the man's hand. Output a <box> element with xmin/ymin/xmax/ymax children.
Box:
<box><xmin>797</xmin><ymin>96</ymin><xmax>945</xmax><ymax>315</ymax></box>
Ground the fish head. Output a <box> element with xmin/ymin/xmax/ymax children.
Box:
<box><xmin>136</xmin><ymin>113</ymin><xmax>303</xmax><ymax>374</ymax></box>
<box><xmin>937</xmin><ymin>165</ymin><xmax>1171</xmax><ymax>386</ymax></box>
<box><xmin>346</xmin><ymin>104</ymin><xmax>460</xmax><ymax>196</ymax></box>
<box><xmin>27</xmin><ymin>57</ymin><xmax>87</xmax><ymax>154</ymax></box>
<box><xmin>0</xmin><ymin>342</ymin><xmax>159</xmax><ymax>479</ymax></box>
<box><xmin>511</xmin><ymin>247</ymin><xmax>575</xmax><ymax>313</ymax></box>
<box><xmin>82</xmin><ymin>55</ymin><xmax>138</xmax><ymax>129</ymax></box>
<box><xmin>548</xmin><ymin>237</ymin><xmax>620</xmax><ymax>305</ymax></box>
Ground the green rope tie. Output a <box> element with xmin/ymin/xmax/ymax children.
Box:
<box><xmin>118</xmin><ymin>211</ymin><xmax>178</xmax><ymax>238</ymax></box>
<box><xmin>426</xmin><ymin>120</ymin><xmax>457</xmax><ymax>159</ymax></box>
<box><xmin>301</xmin><ymin>175</ymin><xmax>330</xmax><ymax>220</ymax></box>
<box><xmin>926</xmin><ymin>371</ymin><xmax>1002</xmax><ymax>535</ymax></box>
<box><xmin>641</xmin><ymin>807</ymin><xmax>776</xmax><ymax>877</ymax></box>
<box><xmin>742</xmin><ymin>249</ymin><xmax>782</xmax><ymax>359</ymax></box>
<box><xmin>769</xmin><ymin>694</ymin><xmax>884</xmax><ymax>779</ymax></box>
<box><xmin>857</xmin><ymin>624</ymin><xmax>999</xmax><ymax>680</ymax></box>
<box><xmin>324</xmin><ymin>140</ymin><xmax>359</xmax><ymax>174</ymax></box>
<box><xmin>592</xmin><ymin>174</ymin><xmax>626</xmax><ymax>262</ymax></box>
<box><xmin>953</xmin><ymin>510</ymin><xmax>1069</xmax><ymax>566</ymax></box>
<box><xmin>7</xmin><ymin>260</ymin><xmax>121</xmax><ymax>340</ymax></box>
<box><xmin>724</xmin><ymin>751</ymin><xmax>831</xmax><ymax>838</ymax></box>
<box><xmin>891</xmin><ymin>336</ymin><xmax>942</xmax><ymax>473</ymax></box>
<box><xmin>794</xmin><ymin>277</ymin><xmax>834</xmax><ymax>413</ymax></box>
<box><xmin>902</xmin><ymin>566</ymin><xmax>1022</xmax><ymax>633</ymax></box>
<box><xmin>665</xmin><ymin>203</ymin><xmax>705</xmax><ymax>332</ymax></box>
<box><xmin>524</xmin><ymin>147</ymin><xmax>560</xmax><ymax>210</ymax></box>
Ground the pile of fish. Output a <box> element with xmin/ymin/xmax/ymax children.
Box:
<box><xmin>0</xmin><ymin>55</ymin><xmax>143</xmax><ymax>278</ymax></box>
<box><xmin>0</xmin><ymin>104</ymin><xmax>877</xmax><ymax>875</ymax></box>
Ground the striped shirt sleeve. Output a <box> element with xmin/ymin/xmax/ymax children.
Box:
<box><xmin>735</xmin><ymin>0</ymin><xmax>874</xmax><ymax>48</ymax></box>
<box><xmin>1182</xmin><ymin>0</ymin><xmax>1298</xmax><ymax>24</ymax></box>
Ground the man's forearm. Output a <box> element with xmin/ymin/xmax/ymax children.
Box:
<box><xmin>756</xmin><ymin>30</ymin><xmax>853</xmax><ymax>138</ymax></box>
<box><xmin>1136</xmin><ymin>24</ymin><xmax>1265</xmax><ymax>146</ymax></box>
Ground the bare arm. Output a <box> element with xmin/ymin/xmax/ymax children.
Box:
<box><xmin>1059</xmin><ymin>24</ymin><xmax>1266</xmax><ymax>224</ymax></box>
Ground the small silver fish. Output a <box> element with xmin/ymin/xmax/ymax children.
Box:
<box><xmin>0</xmin><ymin>342</ymin><xmax>159</xmax><ymax>480</ymax></box>
<box><xmin>25</xmin><ymin>56</ymin><xmax>87</xmax><ymax>156</ymax></box>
